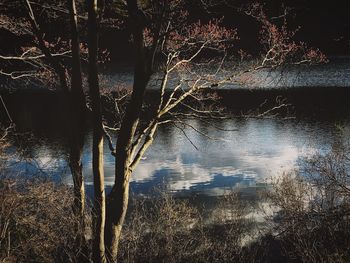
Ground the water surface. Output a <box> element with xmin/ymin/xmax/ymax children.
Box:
<box><xmin>2</xmin><ymin>57</ymin><xmax>350</xmax><ymax>197</ymax></box>
<box><xmin>7</xmin><ymin>117</ymin><xmax>346</xmax><ymax>198</ymax></box>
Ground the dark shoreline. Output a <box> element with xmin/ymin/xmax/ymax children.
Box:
<box><xmin>2</xmin><ymin>85</ymin><xmax>350</xmax><ymax>126</ymax></box>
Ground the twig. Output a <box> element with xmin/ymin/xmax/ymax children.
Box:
<box><xmin>102</xmin><ymin>125</ymin><xmax>116</xmax><ymax>156</ymax></box>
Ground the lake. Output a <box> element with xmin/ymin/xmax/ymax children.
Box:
<box><xmin>2</xmin><ymin>57</ymin><xmax>350</xmax><ymax>199</ymax></box>
<box><xmin>4</xmin><ymin>111</ymin><xmax>349</xmax><ymax>199</ymax></box>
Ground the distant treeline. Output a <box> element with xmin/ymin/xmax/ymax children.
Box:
<box><xmin>1</xmin><ymin>0</ymin><xmax>349</xmax><ymax>63</ymax></box>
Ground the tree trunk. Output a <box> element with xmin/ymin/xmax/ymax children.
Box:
<box><xmin>68</xmin><ymin>0</ymin><xmax>86</xmax><ymax>221</ymax></box>
<box><xmin>68</xmin><ymin>0</ymin><xmax>83</xmax><ymax>97</ymax></box>
<box><xmin>67</xmin><ymin>1</ymin><xmax>87</xmax><ymax>259</ymax></box>
<box><xmin>105</xmin><ymin>170</ymin><xmax>131</xmax><ymax>261</ymax></box>
<box><xmin>87</xmin><ymin>0</ymin><xmax>106</xmax><ymax>262</ymax></box>
<box><xmin>105</xmin><ymin>0</ymin><xmax>151</xmax><ymax>260</ymax></box>
<box><xmin>68</xmin><ymin>112</ymin><xmax>86</xmax><ymax>247</ymax></box>
<box><xmin>69</xmin><ymin>139</ymin><xmax>85</xmax><ymax>217</ymax></box>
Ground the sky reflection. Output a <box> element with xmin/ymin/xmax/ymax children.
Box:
<box><xmin>7</xmin><ymin>117</ymin><xmax>342</xmax><ymax>196</ymax></box>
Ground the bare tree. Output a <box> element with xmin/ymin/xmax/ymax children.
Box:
<box><xmin>87</xmin><ymin>0</ymin><xmax>106</xmax><ymax>262</ymax></box>
<box><xmin>67</xmin><ymin>1</ymin><xmax>87</xmax><ymax>255</ymax></box>
<box><xmin>102</xmin><ymin>0</ymin><xmax>239</xmax><ymax>260</ymax></box>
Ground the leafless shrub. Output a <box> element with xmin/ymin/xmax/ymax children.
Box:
<box><xmin>267</xmin><ymin>144</ymin><xmax>350</xmax><ymax>262</ymax></box>
<box><xmin>118</xmin><ymin>192</ymin><xmax>202</xmax><ymax>263</ymax></box>
<box><xmin>117</xmin><ymin>190</ymin><xmax>261</xmax><ymax>263</ymax></box>
<box><xmin>0</xmin><ymin>179</ymin><xmax>90</xmax><ymax>263</ymax></box>
<box><xmin>204</xmin><ymin>192</ymin><xmax>259</xmax><ymax>263</ymax></box>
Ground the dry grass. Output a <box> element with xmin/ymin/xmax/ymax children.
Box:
<box><xmin>0</xmin><ymin>180</ymin><xmax>259</xmax><ymax>263</ymax></box>
<box><xmin>118</xmin><ymin>191</ymin><xmax>262</xmax><ymax>263</ymax></box>
<box><xmin>0</xmin><ymin>180</ymin><xmax>89</xmax><ymax>263</ymax></box>
<box><xmin>0</xmin><ymin>127</ymin><xmax>89</xmax><ymax>262</ymax></box>
<box><xmin>2</xmin><ymin>171</ymin><xmax>349</xmax><ymax>263</ymax></box>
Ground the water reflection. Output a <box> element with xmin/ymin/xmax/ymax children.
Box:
<box><xmin>8</xmin><ymin>117</ymin><xmax>345</xmax><ymax>197</ymax></box>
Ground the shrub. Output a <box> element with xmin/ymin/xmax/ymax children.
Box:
<box><xmin>0</xmin><ymin>180</ymin><xmax>89</xmax><ymax>263</ymax></box>
<box><xmin>267</xmin><ymin>144</ymin><xmax>350</xmax><ymax>262</ymax></box>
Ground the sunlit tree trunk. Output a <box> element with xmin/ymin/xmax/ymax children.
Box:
<box><xmin>87</xmin><ymin>0</ymin><xmax>106</xmax><ymax>262</ymax></box>
<box><xmin>105</xmin><ymin>0</ymin><xmax>151</xmax><ymax>260</ymax></box>
<box><xmin>69</xmin><ymin>137</ymin><xmax>85</xmax><ymax>217</ymax></box>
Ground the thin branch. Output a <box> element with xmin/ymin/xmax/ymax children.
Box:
<box><xmin>180</xmin><ymin>102</ymin><xmax>223</xmax><ymax>116</ymax></box>
<box><xmin>161</xmin><ymin>81</ymin><xmax>182</xmax><ymax>111</ymax></box>
<box><xmin>256</xmin><ymin>103</ymin><xmax>292</xmax><ymax>118</ymax></box>
<box><xmin>158</xmin><ymin>119</ymin><xmax>173</xmax><ymax>125</ymax></box>
<box><xmin>103</xmin><ymin>126</ymin><xmax>120</xmax><ymax>132</ymax></box>
<box><xmin>0</xmin><ymin>126</ymin><xmax>12</xmax><ymax>141</ymax></box>
<box><xmin>129</xmin><ymin>120</ymin><xmax>155</xmax><ymax>160</ymax></box>
<box><xmin>173</xmin><ymin>118</ymin><xmax>227</xmax><ymax>142</ymax></box>
<box><xmin>173</xmin><ymin>122</ymin><xmax>199</xmax><ymax>151</ymax></box>
<box><xmin>0</xmin><ymin>50</ymin><xmax>71</xmax><ymax>61</ymax></box>
<box><xmin>103</xmin><ymin>125</ymin><xmax>116</xmax><ymax>156</ymax></box>
<box><xmin>159</xmin><ymin>78</ymin><xmax>205</xmax><ymax>116</ymax></box>
<box><xmin>129</xmin><ymin>121</ymin><xmax>158</xmax><ymax>172</ymax></box>
<box><xmin>157</xmin><ymin>61</ymin><xmax>170</xmax><ymax>113</ymax></box>
<box><xmin>0</xmin><ymin>70</ymin><xmax>39</xmax><ymax>79</ymax></box>
<box><xmin>0</xmin><ymin>95</ymin><xmax>13</xmax><ymax>123</ymax></box>
<box><xmin>168</xmin><ymin>41</ymin><xmax>209</xmax><ymax>73</ymax></box>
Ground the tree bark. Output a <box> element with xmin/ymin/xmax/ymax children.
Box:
<box><xmin>105</xmin><ymin>170</ymin><xmax>131</xmax><ymax>261</ymax></box>
<box><xmin>68</xmin><ymin>111</ymin><xmax>86</xmax><ymax>249</ymax></box>
<box><xmin>105</xmin><ymin>0</ymin><xmax>151</xmax><ymax>260</ymax></box>
<box><xmin>69</xmin><ymin>139</ymin><xmax>85</xmax><ymax>217</ymax></box>
<box><xmin>68</xmin><ymin>0</ymin><xmax>86</xmax><ymax>222</ymax></box>
<box><xmin>87</xmin><ymin>0</ymin><xmax>106</xmax><ymax>262</ymax></box>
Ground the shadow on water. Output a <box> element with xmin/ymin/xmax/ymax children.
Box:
<box><xmin>217</xmin><ymin>86</ymin><xmax>350</xmax><ymax>119</ymax></box>
<box><xmin>2</xmin><ymin>86</ymin><xmax>350</xmax><ymax>128</ymax></box>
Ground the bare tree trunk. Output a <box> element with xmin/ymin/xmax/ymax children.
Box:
<box><xmin>105</xmin><ymin>0</ymin><xmax>151</xmax><ymax>260</ymax></box>
<box><xmin>69</xmin><ymin>139</ymin><xmax>85</xmax><ymax>217</ymax></box>
<box><xmin>66</xmin><ymin>2</ymin><xmax>88</xmax><ymax>259</ymax></box>
<box><xmin>68</xmin><ymin>0</ymin><xmax>83</xmax><ymax>97</ymax></box>
<box><xmin>68</xmin><ymin>0</ymin><xmax>86</xmax><ymax>219</ymax></box>
<box><xmin>91</xmin><ymin>131</ymin><xmax>106</xmax><ymax>263</ymax></box>
<box><xmin>25</xmin><ymin>0</ymin><xmax>69</xmax><ymax>93</ymax></box>
<box><xmin>68</xmin><ymin>0</ymin><xmax>86</xmax><ymax>216</ymax></box>
<box><xmin>105</xmin><ymin>170</ymin><xmax>131</xmax><ymax>261</ymax></box>
<box><xmin>68</xmin><ymin>114</ymin><xmax>86</xmax><ymax>239</ymax></box>
<box><xmin>87</xmin><ymin>0</ymin><xmax>106</xmax><ymax>262</ymax></box>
